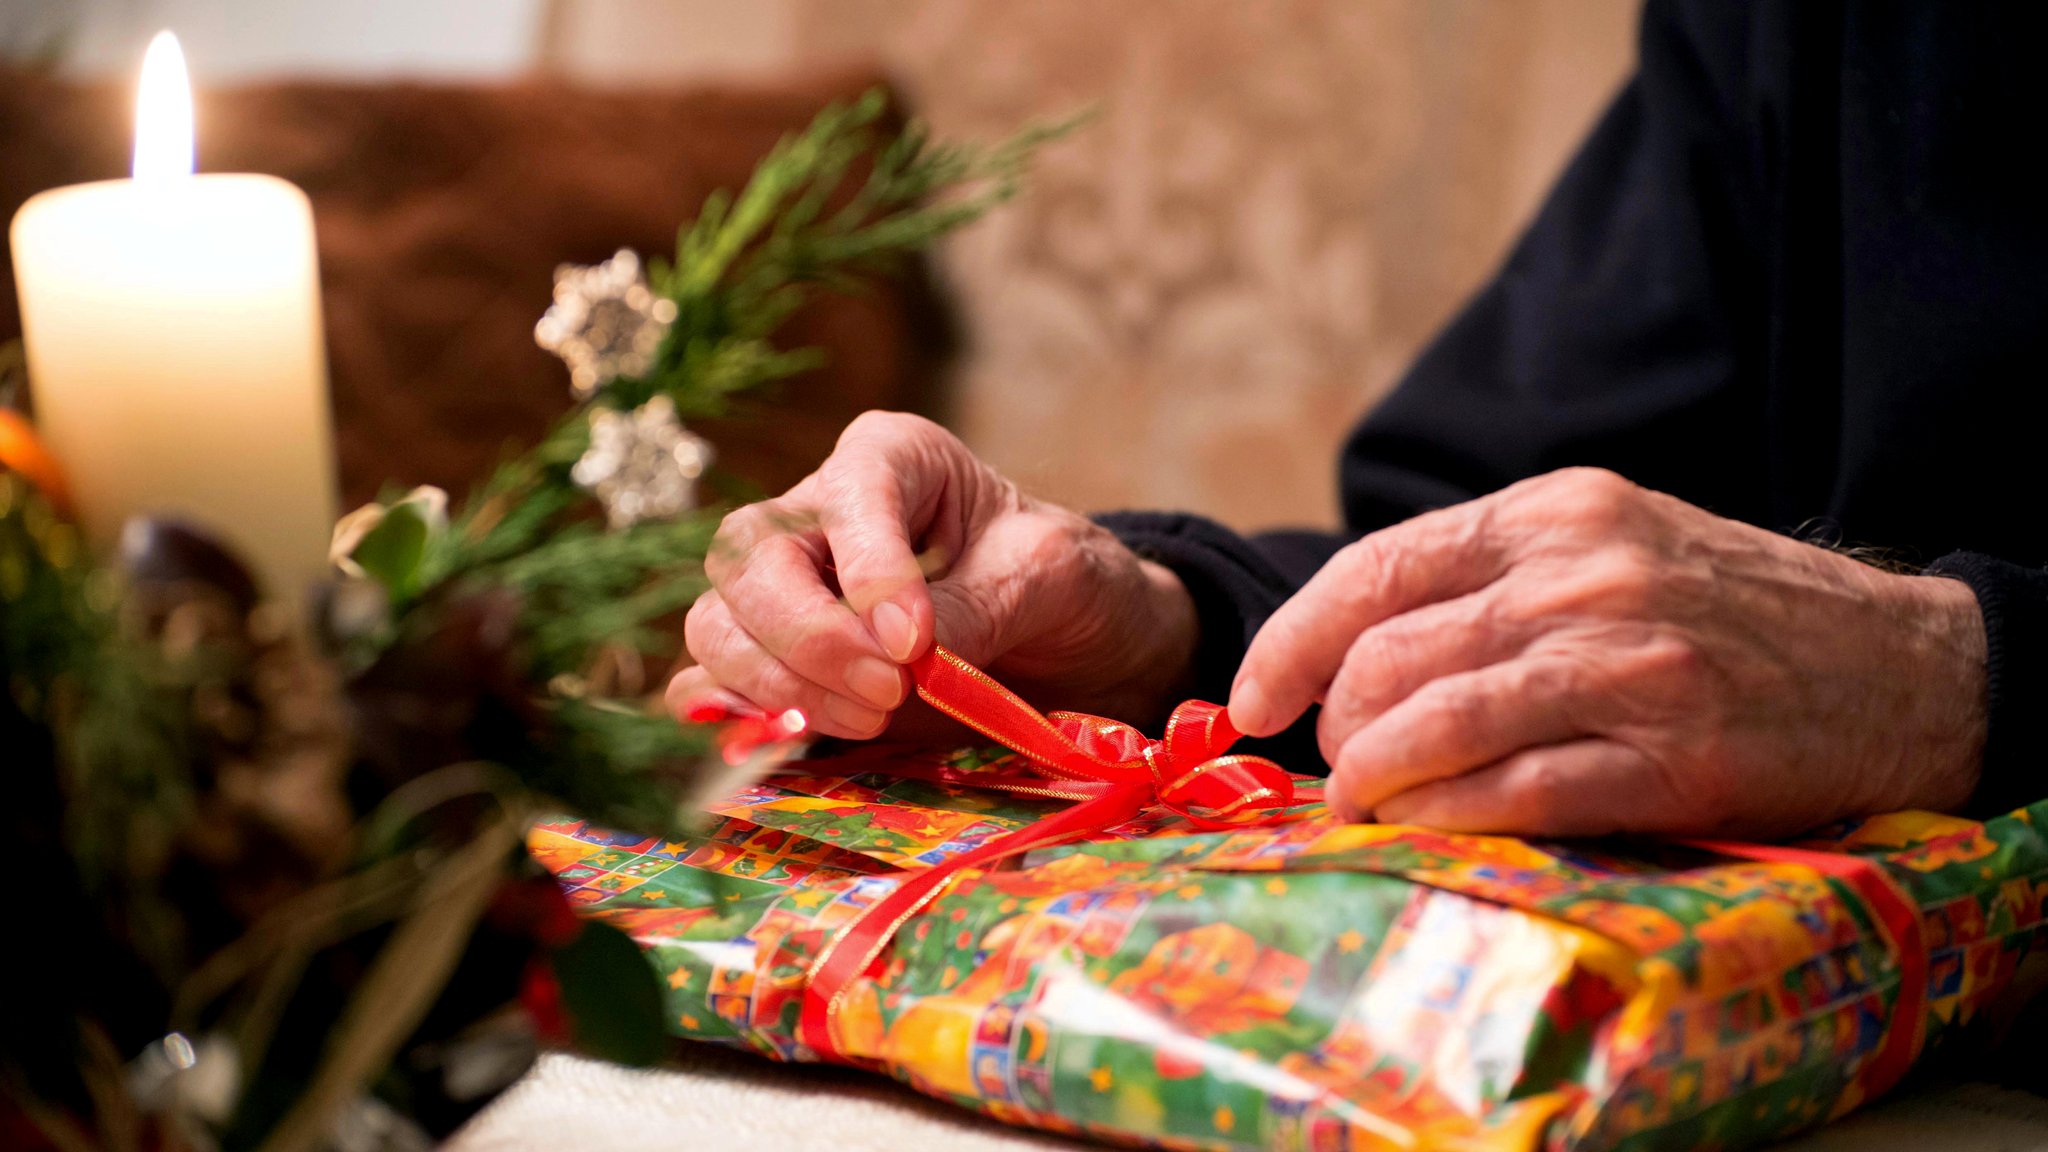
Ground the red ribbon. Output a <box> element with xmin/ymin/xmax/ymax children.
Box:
<box><xmin>796</xmin><ymin>644</ymin><xmax>1299</xmax><ymax>1060</ymax></box>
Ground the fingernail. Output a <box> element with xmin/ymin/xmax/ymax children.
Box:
<box><xmin>1229</xmin><ymin>678</ymin><xmax>1272</xmax><ymax>737</ymax></box>
<box><xmin>845</xmin><ymin>656</ymin><xmax>907</xmax><ymax>711</ymax></box>
<box><xmin>871</xmin><ymin>600</ymin><xmax>919</xmax><ymax>663</ymax></box>
<box><xmin>823</xmin><ymin>693</ymin><xmax>887</xmax><ymax>737</ymax></box>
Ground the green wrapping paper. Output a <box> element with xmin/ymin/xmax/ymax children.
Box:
<box><xmin>531</xmin><ymin>746</ymin><xmax>2048</xmax><ymax>1150</ymax></box>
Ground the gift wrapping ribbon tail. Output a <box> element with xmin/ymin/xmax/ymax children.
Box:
<box><xmin>798</xmin><ymin>644</ymin><xmax>1301</xmax><ymax>1060</ymax></box>
<box><xmin>1681</xmin><ymin>838</ymin><xmax>1927</xmax><ymax>1103</ymax></box>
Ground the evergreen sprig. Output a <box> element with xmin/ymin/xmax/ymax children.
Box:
<box><xmin>340</xmin><ymin>89</ymin><xmax>1076</xmax><ymax>830</ymax></box>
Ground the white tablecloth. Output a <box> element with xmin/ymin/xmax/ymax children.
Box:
<box><xmin>448</xmin><ymin>1047</ymin><xmax>2048</xmax><ymax>1151</ymax></box>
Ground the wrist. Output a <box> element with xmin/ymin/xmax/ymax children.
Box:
<box><xmin>1894</xmin><ymin>573</ymin><xmax>1988</xmax><ymax>812</ymax></box>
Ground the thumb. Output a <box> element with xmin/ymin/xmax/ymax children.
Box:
<box><xmin>821</xmin><ymin>494</ymin><xmax>931</xmax><ymax>664</ymax></box>
<box><xmin>814</xmin><ymin>415</ymin><xmax>950</xmax><ymax>664</ymax></box>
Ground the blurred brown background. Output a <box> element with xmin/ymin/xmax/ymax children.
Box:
<box><xmin>2</xmin><ymin>0</ymin><xmax>1635</xmax><ymax>530</ymax></box>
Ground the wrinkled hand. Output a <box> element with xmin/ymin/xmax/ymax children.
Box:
<box><xmin>1230</xmin><ymin>468</ymin><xmax>1988</xmax><ymax>838</ymax></box>
<box><xmin>670</xmin><ymin>412</ymin><xmax>1198</xmax><ymax>739</ymax></box>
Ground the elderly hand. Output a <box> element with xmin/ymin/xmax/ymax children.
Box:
<box><xmin>1230</xmin><ymin>468</ymin><xmax>1988</xmax><ymax>838</ymax></box>
<box><xmin>669</xmin><ymin>412</ymin><xmax>1198</xmax><ymax>739</ymax></box>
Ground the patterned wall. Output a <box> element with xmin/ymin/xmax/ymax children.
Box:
<box><xmin>551</xmin><ymin>0</ymin><xmax>1638</xmax><ymax>530</ymax></box>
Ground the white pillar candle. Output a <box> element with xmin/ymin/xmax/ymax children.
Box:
<box><xmin>9</xmin><ymin>32</ymin><xmax>336</xmax><ymax>611</ymax></box>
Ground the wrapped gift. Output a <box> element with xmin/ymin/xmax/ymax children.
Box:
<box><xmin>532</xmin><ymin>648</ymin><xmax>2048</xmax><ymax>1150</ymax></box>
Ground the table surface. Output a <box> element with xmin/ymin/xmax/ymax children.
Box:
<box><xmin>447</xmin><ymin>1046</ymin><xmax>2048</xmax><ymax>1152</ymax></box>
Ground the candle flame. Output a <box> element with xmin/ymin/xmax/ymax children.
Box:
<box><xmin>134</xmin><ymin>31</ymin><xmax>194</xmax><ymax>183</ymax></box>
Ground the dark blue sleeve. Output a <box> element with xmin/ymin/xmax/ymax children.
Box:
<box><xmin>1923</xmin><ymin>553</ymin><xmax>2048</xmax><ymax>818</ymax></box>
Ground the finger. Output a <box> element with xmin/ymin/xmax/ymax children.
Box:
<box><xmin>709</xmin><ymin>512</ymin><xmax>910</xmax><ymax>714</ymax></box>
<box><xmin>1327</xmin><ymin>656</ymin><xmax>1593</xmax><ymax>819</ymax></box>
<box><xmin>684</xmin><ymin>592</ymin><xmax>890</xmax><ymax>739</ymax></box>
<box><xmin>1232</xmin><ymin>498</ymin><xmax>1510</xmax><ymax>737</ymax></box>
<box><xmin>1369</xmin><ymin>739</ymin><xmax>1657</xmax><ymax>836</ymax></box>
<box><xmin>667</xmin><ymin>652</ymin><xmax>972</xmax><ymax>748</ymax></box>
<box><xmin>664</xmin><ymin>665</ymin><xmax>756</xmax><ymax>722</ymax></box>
<box><xmin>703</xmin><ymin>493</ymin><xmax>824</xmax><ymax>589</ymax></box>
<box><xmin>817</xmin><ymin>413</ymin><xmax>971</xmax><ymax>663</ymax></box>
<box><xmin>1313</xmin><ymin>584</ymin><xmax>1536</xmax><ymax>765</ymax></box>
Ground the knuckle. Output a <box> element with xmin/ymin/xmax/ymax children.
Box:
<box><xmin>1315</xmin><ymin>706</ymin><xmax>1352</xmax><ymax>768</ymax></box>
<box><xmin>840</xmin><ymin>409</ymin><xmax>945</xmax><ymax>452</ymax></box>
<box><xmin>1014</xmin><ymin>511</ymin><xmax>1088</xmax><ymax>573</ymax></box>
<box><xmin>721</xmin><ymin>533</ymin><xmax>801</xmax><ymax>607</ymax></box>
<box><xmin>841</xmin><ymin>409</ymin><xmax>904</xmax><ymax>441</ymax></box>
<box><xmin>709</xmin><ymin>503</ymin><xmax>777</xmax><ymax>576</ymax></box>
<box><xmin>1333</xmin><ymin>618</ymin><xmax>1427</xmax><ymax>719</ymax></box>
<box><xmin>1412</xmin><ymin>676</ymin><xmax>1487</xmax><ymax>740</ymax></box>
<box><xmin>749</xmin><ymin>661</ymin><xmax>809</xmax><ymax>710</ymax></box>
<box><xmin>708</xmin><ymin>508</ymin><xmax>749</xmax><ymax>559</ymax></box>
<box><xmin>665</xmin><ymin>668</ymin><xmax>721</xmax><ymax>717</ymax></box>
<box><xmin>1544</xmin><ymin>467</ymin><xmax>1640</xmax><ymax>531</ymax></box>
<box><xmin>783</xmin><ymin>624</ymin><xmax>845</xmax><ymax>678</ymax></box>
<box><xmin>1515</xmin><ymin>753</ymin><xmax>1575</xmax><ymax>825</ymax></box>
<box><xmin>715</xmin><ymin>500</ymin><xmax>769</xmax><ymax>542</ymax></box>
<box><xmin>1348</xmin><ymin>618</ymin><xmax>1411</xmax><ymax>678</ymax></box>
<box><xmin>1328</xmin><ymin>742</ymin><xmax>1371</xmax><ymax>803</ymax></box>
<box><xmin>1554</xmin><ymin>465</ymin><xmax>1635</xmax><ymax>502</ymax></box>
<box><xmin>682</xmin><ymin>594</ymin><xmax>719</xmax><ymax>650</ymax></box>
<box><xmin>1517</xmin><ymin>657</ymin><xmax>1579</xmax><ymax>702</ymax></box>
<box><xmin>1327</xmin><ymin>537</ymin><xmax>1402</xmax><ymax>615</ymax></box>
<box><xmin>684</xmin><ymin>602</ymin><xmax>743</xmax><ymax>670</ymax></box>
<box><xmin>1574</xmin><ymin>549</ymin><xmax>1658</xmax><ymax>616</ymax></box>
<box><xmin>1327</xmin><ymin>535</ymin><xmax>1384</xmax><ymax>585</ymax></box>
<box><xmin>1634</xmin><ymin>627</ymin><xmax>1707</xmax><ymax>686</ymax></box>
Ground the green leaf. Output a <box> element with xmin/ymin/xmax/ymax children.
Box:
<box><xmin>551</xmin><ymin>919</ymin><xmax>669</xmax><ymax>1067</ymax></box>
<box><xmin>349</xmin><ymin>503</ymin><xmax>431</xmax><ymax>599</ymax></box>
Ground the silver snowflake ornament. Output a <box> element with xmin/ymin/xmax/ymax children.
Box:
<box><xmin>571</xmin><ymin>394</ymin><xmax>714</xmax><ymax>528</ymax></box>
<box><xmin>534</xmin><ymin>248</ymin><xmax>679</xmax><ymax>398</ymax></box>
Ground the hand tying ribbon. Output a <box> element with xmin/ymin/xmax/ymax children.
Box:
<box><xmin>795</xmin><ymin>644</ymin><xmax>1306</xmax><ymax>1061</ymax></box>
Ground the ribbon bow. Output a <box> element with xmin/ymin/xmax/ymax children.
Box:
<box><xmin>911</xmin><ymin>644</ymin><xmax>1298</xmax><ymax>828</ymax></box>
<box><xmin>796</xmin><ymin>644</ymin><xmax>1302</xmax><ymax>1059</ymax></box>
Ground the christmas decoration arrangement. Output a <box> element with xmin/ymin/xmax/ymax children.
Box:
<box><xmin>540</xmin><ymin>641</ymin><xmax>2048</xmax><ymax>1151</ymax></box>
<box><xmin>0</xmin><ymin>90</ymin><xmax>1065</xmax><ymax>1152</ymax></box>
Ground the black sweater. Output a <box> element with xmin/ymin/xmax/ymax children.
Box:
<box><xmin>1100</xmin><ymin>0</ymin><xmax>2048</xmax><ymax>818</ymax></box>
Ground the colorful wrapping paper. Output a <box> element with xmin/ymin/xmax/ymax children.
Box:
<box><xmin>531</xmin><ymin>746</ymin><xmax>2048</xmax><ymax>1150</ymax></box>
